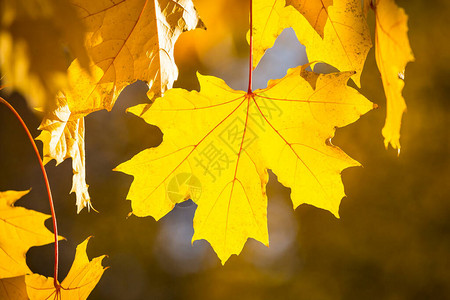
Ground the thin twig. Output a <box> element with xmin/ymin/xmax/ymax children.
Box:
<box><xmin>0</xmin><ymin>97</ymin><xmax>60</xmax><ymax>290</ymax></box>
<box><xmin>248</xmin><ymin>0</ymin><xmax>253</xmax><ymax>94</ymax></box>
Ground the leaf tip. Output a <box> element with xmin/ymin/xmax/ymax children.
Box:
<box><xmin>196</xmin><ymin>18</ymin><xmax>207</xmax><ymax>30</ymax></box>
<box><xmin>219</xmin><ymin>257</ymin><xmax>229</xmax><ymax>266</ymax></box>
<box><xmin>333</xmin><ymin>210</ymin><xmax>341</xmax><ymax>219</ymax></box>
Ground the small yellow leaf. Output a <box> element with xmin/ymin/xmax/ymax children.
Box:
<box><xmin>373</xmin><ymin>0</ymin><xmax>414</xmax><ymax>150</ymax></box>
<box><xmin>286</xmin><ymin>0</ymin><xmax>333</xmax><ymax>38</ymax></box>
<box><xmin>25</xmin><ymin>237</ymin><xmax>107</xmax><ymax>300</ymax></box>
<box><xmin>0</xmin><ymin>190</ymin><xmax>58</xmax><ymax>279</ymax></box>
<box><xmin>115</xmin><ymin>65</ymin><xmax>374</xmax><ymax>263</ymax></box>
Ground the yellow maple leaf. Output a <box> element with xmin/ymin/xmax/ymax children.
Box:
<box><xmin>252</xmin><ymin>0</ymin><xmax>371</xmax><ymax>86</ymax></box>
<box><xmin>38</xmin><ymin>0</ymin><xmax>204</xmax><ymax>212</ymax></box>
<box><xmin>115</xmin><ymin>64</ymin><xmax>374</xmax><ymax>263</ymax></box>
<box><xmin>0</xmin><ymin>0</ymin><xmax>88</xmax><ymax>110</ymax></box>
<box><xmin>0</xmin><ymin>190</ymin><xmax>59</xmax><ymax>279</ymax></box>
<box><xmin>373</xmin><ymin>0</ymin><xmax>414</xmax><ymax>151</ymax></box>
<box><xmin>25</xmin><ymin>237</ymin><xmax>107</xmax><ymax>300</ymax></box>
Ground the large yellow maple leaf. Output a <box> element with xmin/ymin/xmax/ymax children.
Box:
<box><xmin>38</xmin><ymin>0</ymin><xmax>204</xmax><ymax>212</ymax></box>
<box><xmin>25</xmin><ymin>238</ymin><xmax>106</xmax><ymax>300</ymax></box>
<box><xmin>373</xmin><ymin>0</ymin><xmax>414</xmax><ymax>151</ymax></box>
<box><xmin>0</xmin><ymin>0</ymin><xmax>88</xmax><ymax>110</ymax></box>
<box><xmin>252</xmin><ymin>0</ymin><xmax>371</xmax><ymax>86</ymax></box>
<box><xmin>0</xmin><ymin>190</ymin><xmax>58</xmax><ymax>279</ymax></box>
<box><xmin>115</xmin><ymin>65</ymin><xmax>374</xmax><ymax>263</ymax></box>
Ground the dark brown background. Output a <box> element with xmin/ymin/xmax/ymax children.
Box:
<box><xmin>1</xmin><ymin>0</ymin><xmax>449</xmax><ymax>299</ymax></box>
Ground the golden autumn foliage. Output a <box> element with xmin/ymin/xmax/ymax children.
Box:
<box><xmin>0</xmin><ymin>0</ymin><xmax>416</xmax><ymax>298</ymax></box>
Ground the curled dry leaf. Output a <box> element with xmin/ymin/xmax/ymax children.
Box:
<box><xmin>36</xmin><ymin>96</ymin><xmax>90</xmax><ymax>213</ymax></box>
<box><xmin>285</xmin><ymin>0</ymin><xmax>333</xmax><ymax>38</ymax></box>
<box><xmin>115</xmin><ymin>64</ymin><xmax>374</xmax><ymax>263</ymax></box>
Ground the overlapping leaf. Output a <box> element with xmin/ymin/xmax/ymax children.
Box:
<box><xmin>36</xmin><ymin>96</ymin><xmax>90</xmax><ymax>213</ymax></box>
<box><xmin>373</xmin><ymin>0</ymin><xmax>414</xmax><ymax>151</ymax></box>
<box><xmin>39</xmin><ymin>0</ymin><xmax>204</xmax><ymax>212</ymax></box>
<box><xmin>115</xmin><ymin>65</ymin><xmax>374</xmax><ymax>263</ymax></box>
<box><xmin>65</xmin><ymin>0</ymin><xmax>204</xmax><ymax>113</ymax></box>
<box><xmin>25</xmin><ymin>238</ymin><xmax>106</xmax><ymax>300</ymax></box>
<box><xmin>0</xmin><ymin>0</ymin><xmax>88</xmax><ymax>110</ymax></box>
<box><xmin>252</xmin><ymin>0</ymin><xmax>371</xmax><ymax>86</ymax></box>
<box><xmin>0</xmin><ymin>190</ymin><xmax>58</xmax><ymax>279</ymax></box>
<box><xmin>285</xmin><ymin>0</ymin><xmax>333</xmax><ymax>38</ymax></box>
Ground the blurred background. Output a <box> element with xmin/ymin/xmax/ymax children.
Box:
<box><xmin>1</xmin><ymin>0</ymin><xmax>449</xmax><ymax>299</ymax></box>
